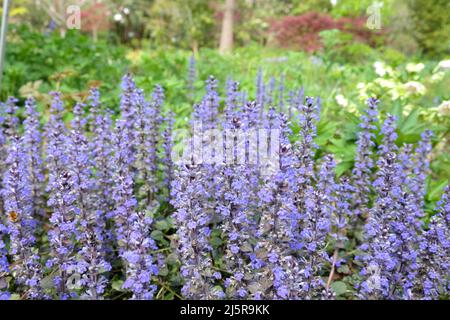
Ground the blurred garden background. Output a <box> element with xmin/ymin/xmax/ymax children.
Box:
<box><xmin>1</xmin><ymin>0</ymin><xmax>449</xmax><ymax>204</ymax></box>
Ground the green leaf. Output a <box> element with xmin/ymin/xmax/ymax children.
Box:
<box><xmin>427</xmin><ymin>178</ymin><xmax>448</xmax><ymax>201</ymax></box>
<box><xmin>112</xmin><ymin>280</ymin><xmax>124</xmax><ymax>292</ymax></box>
<box><xmin>151</xmin><ymin>230</ymin><xmax>164</xmax><ymax>241</ymax></box>
<box><xmin>166</xmin><ymin>253</ymin><xmax>178</xmax><ymax>265</ymax></box>
<box><xmin>159</xmin><ymin>267</ymin><xmax>169</xmax><ymax>277</ymax></box>
<box><xmin>337</xmin><ymin>265</ymin><xmax>351</xmax><ymax>275</ymax></box>
<box><xmin>210</xmin><ymin>235</ymin><xmax>223</xmax><ymax>247</ymax></box>
<box><xmin>40</xmin><ymin>275</ymin><xmax>54</xmax><ymax>290</ymax></box>
<box><xmin>399</xmin><ymin>108</ymin><xmax>422</xmax><ymax>134</ymax></box>
<box><xmin>335</xmin><ymin>161</ymin><xmax>353</xmax><ymax>177</ymax></box>
<box><xmin>331</xmin><ymin>281</ymin><xmax>347</xmax><ymax>296</ymax></box>
<box><xmin>155</xmin><ymin>220</ymin><xmax>170</xmax><ymax>231</ymax></box>
<box><xmin>10</xmin><ymin>293</ymin><xmax>21</xmax><ymax>300</ymax></box>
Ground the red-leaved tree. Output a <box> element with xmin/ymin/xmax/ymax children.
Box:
<box><xmin>270</xmin><ymin>12</ymin><xmax>382</xmax><ymax>52</ymax></box>
<box><xmin>80</xmin><ymin>1</ymin><xmax>111</xmax><ymax>42</ymax></box>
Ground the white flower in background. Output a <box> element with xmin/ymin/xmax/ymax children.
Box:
<box><xmin>114</xmin><ymin>13</ymin><xmax>123</xmax><ymax>22</ymax></box>
<box><xmin>437</xmin><ymin>100</ymin><xmax>450</xmax><ymax>116</ymax></box>
<box><xmin>389</xmin><ymin>88</ymin><xmax>400</xmax><ymax>100</ymax></box>
<box><xmin>374</xmin><ymin>61</ymin><xmax>387</xmax><ymax>76</ymax></box>
<box><xmin>357</xmin><ymin>82</ymin><xmax>371</xmax><ymax>101</ymax></box>
<box><xmin>373</xmin><ymin>78</ymin><xmax>399</xmax><ymax>100</ymax></box>
<box><xmin>406</xmin><ymin>63</ymin><xmax>425</xmax><ymax>73</ymax></box>
<box><xmin>330</xmin><ymin>0</ymin><xmax>338</xmax><ymax>6</ymax></box>
<box><xmin>335</xmin><ymin>94</ymin><xmax>349</xmax><ymax>107</ymax></box>
<box><xmin>373</xmin><ymin>61</ymin><xmax>394</xmax><ymax>77</ymax></box>
<box><xmin>431</xmin><ymin>71</ymin><xmax>445</xmax><ymax>83</ymax></box>
<box><xmin>437</xmin><ymin>59</ymin><xmax>450</xmax><ymax>70</ymax></box>
<box><xmin>375</xmin><ymin>78</ymin><xmax>396</xmax><ymax>88</ymax></box>
<box><xmin>403</xmin><ymin>81</ymin><xmax>426</xmax><ymax>95</ymax></box>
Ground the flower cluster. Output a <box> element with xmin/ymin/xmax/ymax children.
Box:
<box><xmin>171</xmin><ymin>72</ymin><xmax>449</xmax><ymax>300</ymax></box>
<box><xmin>0</xmin><ymin>75</ymin><xmax>170</xmax><ymax>300</ymax></box>
<box><xmin>0</xmin><ymin>69</ymin><xmax>448</xmax><ymax>300</ymax></box>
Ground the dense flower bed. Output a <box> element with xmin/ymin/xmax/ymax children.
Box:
<box><xmin>0</xmin><ymin>73</ymin><xmax>448</xmax><ymax>300</ymax></box>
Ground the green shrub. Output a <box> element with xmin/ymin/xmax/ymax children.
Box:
<box><xmin>319</xmin><ymin>29</ymin><xmax>376</xmax><ymax>64</ymax></box>
<box><xmin>407</xmin><ymin>0</ymin><xmax>450</xmax><ymax>57</ymax></box>
<box><xmin>2</xmin><ymin>25</ymin><xmax>127</xmax><ymax>102</ymax></box>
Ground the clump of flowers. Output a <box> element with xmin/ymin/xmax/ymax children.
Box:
<box><xmin>0</xmin><ymin>68</ymin><xmax>448</xmax><ymax>300</ymax></box>
<box><xmin>0</xmin><ymin>75</ymin><xmax>170</xmax><ymax>300</ymax></box>
<box><xmin>171</xmin><ymin>72</ymin><xmax>449</xmax><ymax>300</ymax></box>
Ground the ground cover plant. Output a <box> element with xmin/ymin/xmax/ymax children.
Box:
<box><xmin>0</xmin><ymin>70</ymin><xmax>448</xmax><ymax>300</ymax></box>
